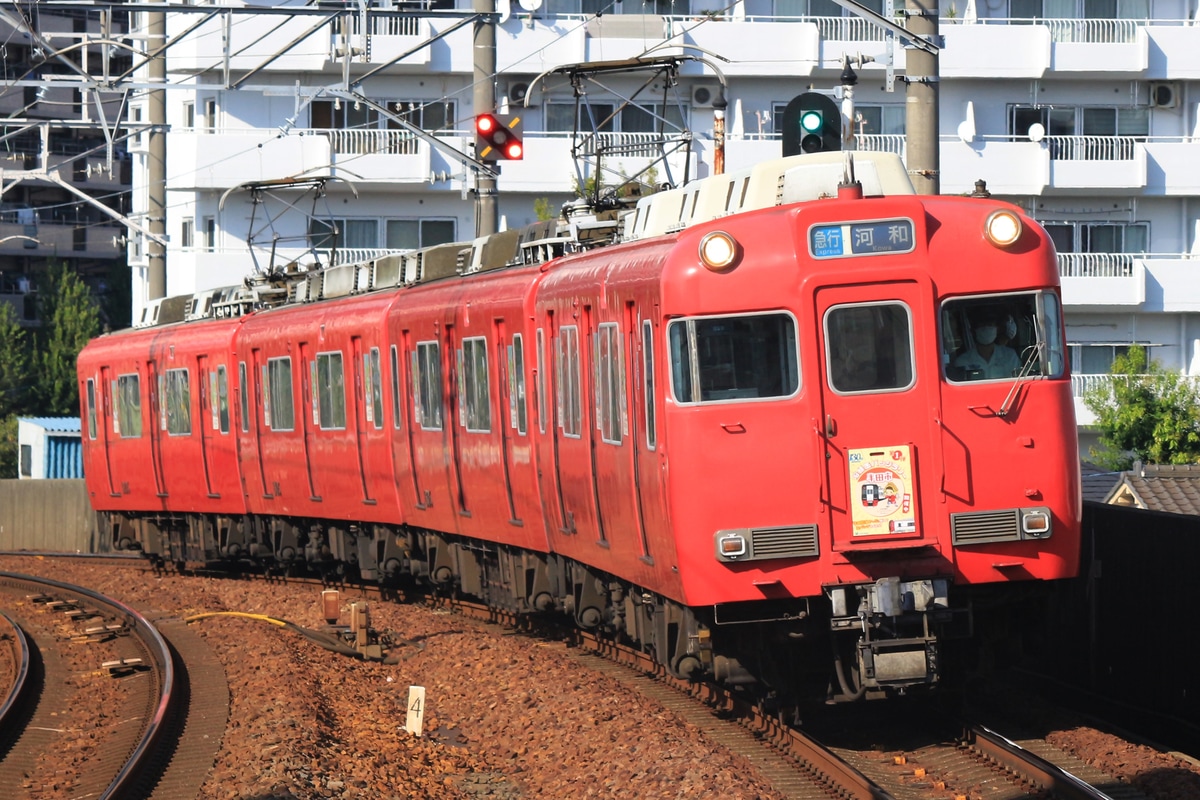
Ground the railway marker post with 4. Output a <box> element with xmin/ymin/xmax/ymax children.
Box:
<box><xmin>406</xmin><ymin>686</ymin><xmax>426</xmax><ymax>736</ymax></box>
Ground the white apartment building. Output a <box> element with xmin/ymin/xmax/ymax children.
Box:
<box><xmin>123</xmin><ymin>0</ymin><xmax>1200</xmax><ymax>451</ymax></box>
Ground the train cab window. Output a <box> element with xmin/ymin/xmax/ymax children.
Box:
<box><xmin>266</xmin><ymin>357</ymin><xmax>295</xmax><ymax>431</ymax></box>
<box><xmin>596</xmin><ymin>323</ymin><xmax>626</xmax><ymax>444</ymax></box>
<box><xmin>312</xmin><ymin>352</ymin><xmax>346</xmax><ymax>430</ymax></box>
<box><xmin>390</xmin><ymin>345</ymin><xmax>403</xmax><ymax>430</ymax></box>
<box><xmin>460</xmin><ymin>337</ymin><xmax>490</xmax><ymax>433</ymax></box>
<box><xmin>557</xmin><ymin>326</ymin><xmax>582</xmax><ymax>436</ymax></box>
<box><xmin>508</xmin><ymin>334</ymin><xmax>527</xmax><ymax>435</ymax></box>
<box><xmin>86</xmin><ymin>378</ymin><xmax>97</xmax><ymax>440</ymax></box>
<box><xmin>941</xmin><ymin>292</ymin><xmax>1066</xmax><ymax>383</ymax></box>
<box><xmin>825</xmin><ymin>304</ymin><xmax>914</xmax><ymax>394</ymax></box>
<box><xmin>413</xmin><ymin>341</ymin><xmax>443</xmax><ymax>430</ymax></box>
<box><xmin>668</xmin><ymin>312</ymin><xmax>799</xmax><ymax>404</ymax></box>
<box><xmin>115</xmin><ymin>374</ymin><xmax>142</xmax><ymax>438</ymax></box>
<box><xmin>210</xmin><ymin>366</ymin><xmax>229</xmax><ymax>433</ymax></box>
<box><xmin>642</xmin><ymin>321</ymin><xmax>656</xmax><ymax>449</ymax></box>
<box><xmin>365</xmin><ymin>348</ymin><xmax>384</xmax><ymax>430</ymax></box>
<box><xmin>162</xmin><ymin>368</ymin><xmax>191</xmax><ymax>436</ymax></box>
<box><xmin>238</xmin><ymin>362</ymin><xmax>249</xmax><ymax>433</ymax></box>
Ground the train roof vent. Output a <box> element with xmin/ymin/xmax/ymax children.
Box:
<box><xmin>950</xmin><ymin>509</ymin><xmax>1022</xmax><ymax>545</ymax></box>
<box><xmin>373</xmin><ymin>253</ymin><xmax>406</xmax><ymax>290</ymax></box>
<box><xmin>320</xmin><ymin>263</ymin><xmax>357</xmax><ymax>299</ymax></box>
<box><xmin>134</xmin><ymin>298</ymin><xmax>163</xmax><ymax>328</ymax></box>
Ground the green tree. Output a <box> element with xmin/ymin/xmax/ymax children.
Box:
<box><xmin>0</xmin><ymin>414</ymin><xmax>17</xmax><ymax>480</ymax></box>
<box><xmin>1083</xmin><ymin>345</ymin><xmax>1200</xmax><ymax>470</ymax></box>
<box><xmin>0</xmin><ymin>301</ymin><xmax>29</xmax><ymax>417</ymax></box>
<box><xmin>34</xmin><ymin>264</ymin><xmax>101</xmax><ymax>416</ymax></box>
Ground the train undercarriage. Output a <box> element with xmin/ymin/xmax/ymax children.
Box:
<box><xmin>104</xmin><ymin>510</ymin><xmax>974</xmax><ymax>705</ymax></box>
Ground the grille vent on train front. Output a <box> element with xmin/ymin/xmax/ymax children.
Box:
<box><xmin>715</xmin><ymin>524</ymin><xmax>820</xmax><ymax>563</ymax></box>
<box><xmin>951</xmin><ymin>509</ymin><xmax>1022</xmax><ymax>545</ymax></box>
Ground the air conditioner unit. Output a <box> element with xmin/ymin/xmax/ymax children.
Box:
<box><xmin>1149</xmin><ymin>81</ymin><xmax>1179</xmax><ymax>109</ymax></box>
<box><xmin>692</xmin><ymin>84</ymin><xmax>719</xmax><ymax>109</ymax></box>
<box><xmin>509</xmin><ymin>81</ymin><xmax>531</xmax><ymax>105</ymax></box>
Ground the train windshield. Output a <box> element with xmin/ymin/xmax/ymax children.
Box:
<box><xmin>668</xmin><ymin>312</ymin><xmax>799</xmax><ymax>403</ymax></box>
<box><xmin>941</xmin><ymin>291</ymin><xmax>1065</xmax><ymax>383</ymax></box>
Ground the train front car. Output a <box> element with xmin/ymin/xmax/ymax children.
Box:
<box><xmin>659</xmin><ymin>170</ymin><xmax>1080</xmax><ymax>701</ymax></box>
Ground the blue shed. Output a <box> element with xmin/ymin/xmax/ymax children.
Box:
<box><xmin>17</xmin><ymin>417</ymin><xmax>84</xmax><ymax>479</ymax></box>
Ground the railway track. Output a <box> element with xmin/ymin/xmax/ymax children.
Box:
<box><xmin>0</xmin><ymin>571</ymin><xmax>177</xmax><ymax>799</ymax></box>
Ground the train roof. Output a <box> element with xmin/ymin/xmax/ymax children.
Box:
<box><xmin>134</xmin><ymin>151</ymin><xmax>914</xmax><ymax>330</ymax></box>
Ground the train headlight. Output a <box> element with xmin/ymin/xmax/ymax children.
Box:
<box><xmin>984</xmin><ymin>210</ymin><xmax>1023</xmax><ymax>248</ymax></box>
<box><xmin>1021</xmin><ymin>509</ymin><xmax>1051</xmax><ymax>538</ymax></box>
<box><xmin>699</xmin><ymin>231</ymin><xmax>741</xmax><ymax>272</ymax></box>
<box><xmin>716</xmin><ymin>532</ymin><xmax>748</xmax><ymax>560</ymax></box>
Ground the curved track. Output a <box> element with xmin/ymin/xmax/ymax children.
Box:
<box><xmin>0</xmin><ymin>571</ymin><xmax>177</xmax><ymax>799</ymax></box>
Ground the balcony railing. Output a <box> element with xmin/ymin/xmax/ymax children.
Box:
<box><xmin>1057</xmin><ymin>252</ymin><xmax>1137</xmax><ymax>278</ymax></box>
<box><xmin>856</xmin><ymin>134</ymin><xmax>906</xmax><ymax>156</ymax></box>
<box><xmin>1071</xmin><ymin>373</ymin><xmax>1200</xmax><ymax>398</ymax></box>
<box><xmin>318</xmin><ymin>128</ymin><xmax>421</xmax><ymax>156</ymax></box>
<box><xmin>1046</xmin><ymin>135</ymin><xmax>1139</xmax><ymax>161</ymax></box>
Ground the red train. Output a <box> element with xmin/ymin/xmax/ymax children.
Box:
<box><xmin>78</xmin><ymin>152</ymin><xmax>1081</xmax><ymax>701</ymax></box>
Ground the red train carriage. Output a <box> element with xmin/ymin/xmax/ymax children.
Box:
<box><xmin>78</xmin><ymin>151</ymin><xmax>1081</xmax><ymax>702</ymax></box>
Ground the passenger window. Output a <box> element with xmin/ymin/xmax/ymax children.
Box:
<box><xmin>116</xmin><ymin>373</ymin><xmax>142</xmax><ymax>438</ymax></box>
<box><xmin>460</xmin><ymin>337</ymin><xmax>490</xmax><ymax>433</ymax></box>
<box><xmin>267</xmin><ymin>357</ymin><xmax>295</xmax><ymax>431</ymax></box>
<box><xmin>557</xmin><ymin>326</ymin><xmax>582</xmax><ymax>436</ymax></box>
<box><xmin>413</xmin><ymin>341</ymin><xmax>443</xmax><ymax>430</ymax></box>
<box><xmin>365</xmin><ymin>348</ymin><xmax>383</xmax><ymax>430</ymax></box>
<box><xmin>209</xmin><ymin>366</ymin><xmax>230</xmax><ymax>433</ymax></box>
<box><xmin>596</xmin><ymin>323</ymin><xmax>625</xmax><ymax>444</ymax></box>
<box><xmin>508</xmin><ymin>334</ymin><xmax>527</xmax><ymax>435</ymax></box>
<box><xmin>86</xmin><ymin>378</ymin><xmax>97</xmax><ymax>440</ymax></box>
<box><xmin>825</xmin><ymin>304</ymin><xmax>914</xmax><ymax>394</ymax></box>
<box><xmin>390</xmin><ymin>345</ymin><xmax>402</xmax><ymax>430</ymax></box>
<box><xmin>668</xmin><ymin>312</ymin><xmax>799</xmax><ymax>403</ymax></box>
<box><xmin>238</xmin><ymin>362</ymin><xmax>249</xmax><ymax>433</ymax></box>
<box><xmin>642</xmin><ymin>321</ymin><xmax>656</xmax><ymax>449</ymax></box>
<box><xmin>163</xmin><ymin>368</ymin><xmax>191</xmax><ymax>435</ymax></box>
<box><xmin>941</xmin><ymin>292</ymin><xmax>1064</xmax><ymax>383</ymax></box>
<box><xmin>313</xmin><ymin>352</ymin><xmax>346</xmax><ymax>430</ymax></box>
<box><xmin>536</xmin><ymin>329</ymin><xmax>547</xmax><ymax>434</ymax></box>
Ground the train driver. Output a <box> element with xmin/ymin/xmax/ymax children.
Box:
<box><xmin>953</xmin><ymin>312</ymin><xmax>1021</xmax><ymax>380</ymax></box>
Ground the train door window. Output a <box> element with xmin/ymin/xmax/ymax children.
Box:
<box><xmin>668</xmin><ymin>312</ymin><xmax>799</xmax><ymax>404</ymax></box>
<box><xmin>940</xmin><ymin>292</ymin><xmax>1066</xmax><ymax>382</ymax></box>
<box><xmin>557</xmin><ymin>325</ymin><xmax>582</xmax><ymax>437</ymax></box>
<box><xmin>825</xmin><ymin>304</ymin><xmax>914</xmax><ymax>394</ymax></box>
<box><xmin>508</xmin><ymin>334</ymin><xmax>527</xmax><ymax>435</ymax></box>
<box><xmin>459</xmin><ymin>337</ymin><xmax>491</xmax><ymax>433</ymax></box>
<box><xmin>390</xmin><ymin>345</ymin><xmax>403</xmax><ymax>429</ymax></box>
<box><xmin>365</xmin><ymin>348</ymin><xmax>384</xmax><ymax>430</ymax></box>
<box><xmin>86</xmin><ymin>378</ymin><xmax>97</xmax><ymax>439</ymax></box>
<box><xmin>596</xmin><ymin>323</ymin><xmax>625</xmax><ymax>444</ymax></box>
<box><xmin>536</xmin><ymin>329</ymin><xmax>547</xmax><ymax>434</ymax></box>
<box><xmin>642</xmin><ymin>320</ymin><xmax>656</xmax><ymax>449</ymax></box>
<box><xmin>413</xmin><ymin>341</ymin><xmax>443</xmax><ymax>430</ymax></box>
<box><xmin>209</xmin><ymin>366</ymin><xmax>229</xmax><ymax>433</ymax></box>
<box><xmin>313</xmin><ymin>352</ymin><xmax>346</xmax><ymax>430</ymax></box>
<box><xmin>238</xmin><ymin>362</ymin><xmax>249</xmax><ymax>433</ymax></box>
<box><xmin>267</xmin><ymin>357</ymin><xmax>295</xmax><ymax>431</ymax></box>
<box><xmin>163</xmin><ymin>368</ymin><xmax>191</xmax><ymax>436</ymax></box>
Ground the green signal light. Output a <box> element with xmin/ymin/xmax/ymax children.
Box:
<box><xmin>800</xmin><ymin>110</ymin><xmax>824</xmax><ymax>132</ymax></box>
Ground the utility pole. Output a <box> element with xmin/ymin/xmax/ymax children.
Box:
<box><xmin>147</xmin><ymin>9</ymin><xmax>167</xmax><ymax>299</ymax></box>
<box><xmin>903</xmin><ymin>0</ymin><xmax>939</xmax><ymax>194</ymax></box>
<box><xmin>473</xmin><ymin>0</ymin><xmax>497</xmax><ymax>237</ymax></box>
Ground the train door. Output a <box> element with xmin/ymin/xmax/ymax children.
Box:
<box><xmin>249</xmin><ymin>349</ymin><xmax>272</xmax><ymax>498</ymax></box>
<box><xmin>395</xmin><ymin>335</ymin><xmax>426</xmax><ymax>507</ymax></box>
<box><xmin>627</xmin><ymin>305</ymin><xmax>654</xmax><ymax>561</ymax></box>
<box><xmin>145</xmin><ymin>357</ymin><xmax>167</xmax><ymax>498</ymax></box>
<box><xmin>815</xmin><ymin>281</ymin><xmax>935</xmax><ymax>552</ymax></box>
<box><xmin>554</xmin><ymin>306</ymin><xmax>602</xmax><ymax>542</ymax></box>
<box><xmin>196</xmin><ymin>354</ymin><xmax>219</xmax><ymax>498</ymax></box>
<box><xmin>444</xmin><ymin>323</ymin><xmax>469</xmax><ymax>515</ymax></box>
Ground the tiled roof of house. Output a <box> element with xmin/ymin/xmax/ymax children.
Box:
<box><xmin>1104</xmin><ymin>462</ymin><xmax>1200</xmax><ymax>515</ymax></box>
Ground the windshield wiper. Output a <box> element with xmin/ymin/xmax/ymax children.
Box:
<box><xmin>997</xmin><ymin>343</ymin><xmax>1043</xmax><ymax>417</ymax></box>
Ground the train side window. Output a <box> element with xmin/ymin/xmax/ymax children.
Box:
<box><xmin>508</xmin><ymin>334</ymin><xmax>527</xmax><ymax>435</ymax></box>
<box><xmin>536</xmin><ymin>329</ymin><xmax>547</xmax><ymax>434</ymax></box>
<box><xmin>163</xmin><ymin>368</ymin><xmax>191</xmax><ymax>436</ymax></box>
<box><xmin>86</xmin><ymin>378</ymin><xmax>97</xmax><ymax>440</ymax></box>
<box><xmin>238</xmin><ymin>362</ymin><xmax>249</xmax><ymax>433</ymax></box>
<box><xmin>267</xmin><ymin>357</ymin><xmax>295</xmax><ymax>431</ymax></box>
<box><xmin>558</xmin><ymin>326</ymin><xmax>582</xmax><ymax>437</ymax></box>
<box><xmin>413</xmin><ymin>341</ymin><xmax>443</xmax><ymax>430</ymax></box>
<box><xmin>364</xmin><ymin>348</ymin><xmax>384</xmax><ymax>430</ymax></box>
<box><xmin>314</xmin><ymin>352</ymin><xmax>346</xmax><ymax>430</ymax></box>
<box><xmin>596</xmin><ymin>323</ymin><xmax>625</xmax><ymax>444</ymax></box>
<box><xmin>642</xmin><ymin>320</ymin><xmax>656</xmax><ymax>449</ymax></box>
<box><xmin>210</xmin><ymin>365</ymin><xmax>229</xmax><ymax>434</ymax></box>
<box><xmin>116</xmin><ymin>373</ymin><xmax>142</xmax><ymax>438</ymax></box>
<box><xmin>390</xmin><ymin>345</ymin><xmax>402</xmax><ymax>430</ymax></box>
<box><xmin>460</xmin><ymin>337</ymin><xmax>490</xmax><ymax>433</ymax></box>
<box><xmin>825</xmin><ymin>303</ymin><xmax>914</xmax><ymax>394</ymax></box>
<box><xmin>668</xmin><ymin>312</ymin><xmax>799</xmax><ymax>404</ymax></box>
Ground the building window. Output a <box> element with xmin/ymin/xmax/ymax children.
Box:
<box><xmin>183</xmin><ymin>101</ymin><xmax>195</xmax><ymax>129</ymax></box>
<box><xmin>669</xmin><ymin>313</ymin><xmax>800</xmax><ymax>403</ymax></box>
<box><xmin>1041</xmin><ymin>221</ymin><xmax>1148</xmax><ymax>255</ymax></box>
<box><xmin>313</xmin><ymin>351</ymin><xmax>346</xmax><ymax>430</ymax></box>
<box><xmin>203</xmin><ymin>98</ymin><xmax>216</xmax><ymax>132</ymax></box>
<box><xmin>266</xmin><ymin>357</ymin><xmax>295</xmax><ymax>431</ymax></box>
<box><xmin>413</xmin><ymin>341</ymin><xmax>443</xmax><ymax>430</ymax></box>
<box><xmin>1071</xmin><ymin>344</ymin><xmax>1133</xmax><ymax>375</ymax></box>
<box><xmin>557</xmin><ymin>326</ymin><xmax>582</xmax><ymax>437</ymax></box>
<box><xmin>853</xmin><ymin>105</ymin><xmax>906</xmax><ymax>136</ymax></box>
<box><xmin>508</xmin><ymin>334</ymin><xmax>527</xmax><ymax>435</ymax></box>
<box><xmin>365</xmin><ymin>348</ymin><xmax>384</xmax><ymax>430</ymax></box>
<box><xmin>459</xmin><ymin>337</ymin><xmax>491</xmax><ymax>433</ymax></box>
<box><xmin>390</xmin><ymin>100</ymin><xmax>457</xmax><ymax>132</ymax></box>
<box><xmin>161</xmin><ymin>368</ymin><xmax>191</xmax><ymax>436</ymax></box>
<box><xmin>115</xmin><ymin>373</ymin><xmax>142</xmax><ymax>438</ymax></box>
<box><xmin>203</xmin><ymin>217</ymin><xmax>215</xmax><ymax>251</ymax></box>
<box><xmin>20</xmin><ymin>444</ymin><xmax>31</xmax><ymax>477</ymax></box>
<box><xmin>181</xmin><ymin>218</ymin><xmax>194</xmax><ymax>248</ymax></box>
<box><xmin>385</xmin><ymin>219</ymin><xmax>456</xmax><ymax>250</ymax></box>
<box><xmin>310</xmin><ymin>218</ymin><xmax>379</xmax><ymax>250</ymax></box>
<box><xmin>595</xmin><ymin>323</ymin><xmax>625</xmax><ymax>444</ymax></box>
